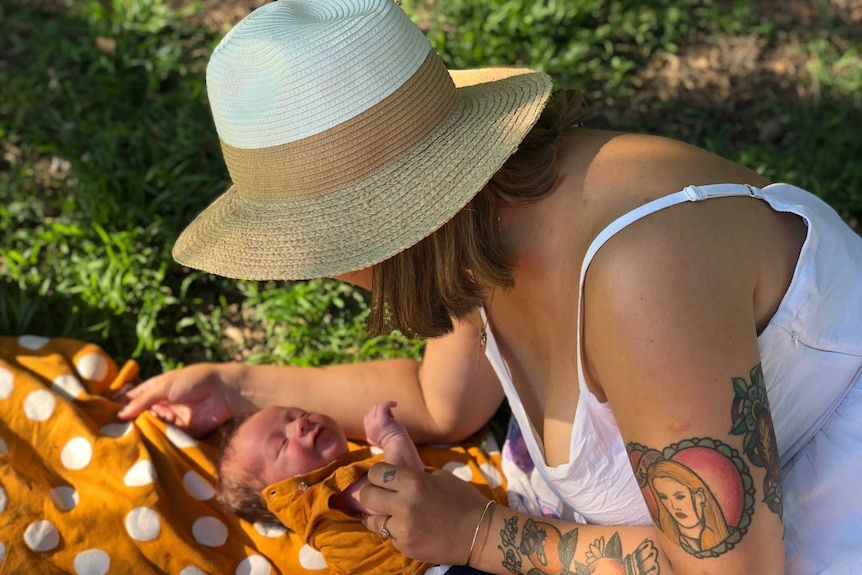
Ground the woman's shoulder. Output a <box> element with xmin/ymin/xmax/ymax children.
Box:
<box><xmin>540</xmin><ymin>129</ymin><xmax>768</xmax><ymax>269</ymax></box>
<box><xmin>504</xmin><ymin>129</ymin><xmax>771</xmax><ymax>291</ymax></box>
<box><xmin>566</xmin><ymin>129</ymin><xmax>770</xmax><ymax>205</ymax></box>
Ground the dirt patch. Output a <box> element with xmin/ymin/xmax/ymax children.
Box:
<box><xmin>187</xmin><ymin>0</ymin><xmax>859</xmax><ymax>133</ymax></box>
<box><xmin>179</xmin><ymin>0</ymin><xmax>269</xmax><ymax>32</ymax></box>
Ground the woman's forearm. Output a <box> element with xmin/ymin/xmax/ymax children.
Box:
<box><xmin>469</xmin><ymin>506</ymin><xmax>669</xmax><ymax>575</ymax></box>
<box><xmin>230</xmin><ymin>355</ymin><xmax>502</xmax><ymax>443</ymax></box>
<box><xmin>229</xmin><ymin>315</ymin><xmax>505</xmax><ymax>443</ymax></box>
<box><xmin>229</xmin><ymin>359</ymin><xmax>432</xmax><ymax>440</ymax></box>
<box><xmin>469</xmin><ymin>504</ymin><xmax>782</xmax><ymax>575</ymax></box>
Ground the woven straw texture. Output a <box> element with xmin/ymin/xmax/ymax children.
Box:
<box><xmin>173</xmin><ymin>0</ymin><xmax>553</xmax><ymax>280</ymax></box>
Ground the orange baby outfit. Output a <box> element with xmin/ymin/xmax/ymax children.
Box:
<box><xmin>263</xmin><ymin>448</ymin><xmax>428</xmax><ymax>575</ymax></box>
<box><xmin>0</xmin><ymin>336</ymin><xmax>505</xmax><ymax>574</ymax></box>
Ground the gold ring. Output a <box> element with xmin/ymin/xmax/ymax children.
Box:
<box><xmin>380</xmin><ymin>516</ymin><xmax>392</xmax><ymax>540</ymax></box>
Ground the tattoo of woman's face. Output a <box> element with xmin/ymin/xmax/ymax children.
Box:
<box><xmin>628</xmin><ymin>437</ymin><xmax>755</xmax><ymax>558</ymax></box>
<box><xmin>626</xmin><ymin>363</ymin><xmax>783</xmax><ymax>557</ymax></box>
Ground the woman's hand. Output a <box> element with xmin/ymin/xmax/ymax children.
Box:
<box><xmin>115</xmin><ymin>363</ymin><xmax>241</xmax><ymax>437</ymax></box>
<box><xmin>359</xmin><ymin>461</ymin><xmax>492</xmax><ymax>565</ymax></box>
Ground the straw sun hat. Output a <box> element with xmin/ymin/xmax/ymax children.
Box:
<box><xmin>173</xmin><ymin>0</ymin><xmax>553</xmax><ymax>280</ymax></box>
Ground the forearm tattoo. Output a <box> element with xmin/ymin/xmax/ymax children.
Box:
<box><xmin>625</xmin><ymin>362</ymin><xmax>781</xmax><ymax>559</ymax></box>
<box><xmin>497</xmin><ymin>516</ymin><xmax>660</xmax><ymax>574</ymax></box>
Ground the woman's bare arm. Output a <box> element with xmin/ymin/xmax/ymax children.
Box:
<box><xmin>118</xmin><ymin>312</ymin><xmax>504</xmax><ymax>443</ymax></box>
<box><xmin>361</xmin><ymin>200</ymin><xmax>786</xmax><ymax>574</ymax></box>
<box><xmin>576</xmin><ymin>204</ymin><xmax>785</xmax><ymax>574</ymax></box>
<box><xmin>235</xmin><ymin>314</ymin><xmax>504</xmax><ymax>443</ymax></box>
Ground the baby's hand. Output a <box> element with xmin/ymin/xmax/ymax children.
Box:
<box><xmin>364</xmin><ymin>401</ymin><xmax>410</xmax><ymax>449</ymax></box>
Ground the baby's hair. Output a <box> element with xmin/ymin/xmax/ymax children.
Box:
<box><xmin>215</xmin><ymin>415</ymin><xmax>284</xmax><ymax>529</ymax></box>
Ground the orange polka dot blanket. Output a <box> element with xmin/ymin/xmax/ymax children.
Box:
<box><xmin>0</xmin><ymin>337</ymin><xmax>507</xmax><ymax>574</ymax></box>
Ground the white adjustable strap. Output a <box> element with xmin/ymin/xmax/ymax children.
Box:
<box><xmin>575</xmin><ymin>183</ymin><xmax>762</xmax><ymax>391</ymax></box>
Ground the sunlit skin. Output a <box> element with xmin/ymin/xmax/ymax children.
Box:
<box><xmin>653</xmin><ymin>476</ymin><xmax>706</xmax><ymax>544</ymax></box>
<box><xmin>224</xmin><ymin>406</ymin><xmax>350</xmax><ymax>486</ymax></box>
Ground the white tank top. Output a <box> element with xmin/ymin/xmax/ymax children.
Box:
<box><xmin>482</xmin><ymin>182</ymin><xmax>862</xmax><ymax>526</ymax></box>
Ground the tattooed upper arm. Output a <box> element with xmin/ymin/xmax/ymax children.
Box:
<box><xmin>582</xmin><ymin>216</ymin><xmax>786</xmax><ymax>573</ymax></box>
<box><xmin>626</xmin><ymin>362</ymin><xmax>781</xmax><ymax>559</ymax></box>
<box><xmin>609</xmin><ymin>364</ymin><xmax>785</xmax><ymax>572</ymax></box>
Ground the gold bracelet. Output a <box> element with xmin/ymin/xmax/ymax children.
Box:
<box><xmin>465</xmin><ymin>499</ymin><xmax>496</xmax><ymax>566</ymax></box>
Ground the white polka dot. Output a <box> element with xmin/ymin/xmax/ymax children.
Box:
<box><xmin>443</xmin><ymin>461</ymin><xmax>474</xmax><ymax>481</ymax></box>
<box><xmin>49</xmin><ymin>485</ymin><xmax>79</xmax><ymax>511</ymax></box>
<box><xmin>0</xmin><ymin>437</ymin><xmax>6</xmax><ymax>455</ymax></box>
<box><xmin>0</xmin><ymin>485</ymin><xmax>6</xmax><ymax>513</ymax></box>
<box><xmin>236</xmin><ymin>555</ymin><xmax>272</xmax><ymax>575</ymax></box>
<box><xmin>0</xmin><ymin>542</ymin><xmax>5</xmax><ymax>563</ymax></box>
<box><xmin>479</xmin><ymin>462</ymin><xmax>503</xmax><ymax>488</ymax></box>
<box><xmin>124</xmin><ymin>460</ymin><xmax>156</xmax><ymax>487</ymax></box>
<box><xmin>52</xmin><ymin>374</ymin><xmax>84</xmax><ymax>401</ymax></box>
<box><xmin>61</xmin><ymin>437</ymin><xmax>92</xmax><ymax>470</ymax></box>
<box><xmin>180</xmin><ymin>567</ymin><xmax>209</xmax><ymax>575</ymax></box>
<box><xmin>100</xmin><ymin>422</ymin><xmax>132</xmax><ymax>438</ymax></box>
<box><xmin>253</xmin><ymin>522</ymin><xmax>287</xmax><ymax>538</ymax></box>
<box><xmin>24</xmin><ymin>390</ymin><xmax>55</xmax><ymax>421</ymax></box>
<box><xmin>183</xmin><ymin>471</ymin><xmax>215</xmax><ymax>500</ymax></box>
<box><xmin>166</xmin><ymin>425</ymin><xmax>197</xmax><ymax>448</ymax></box>
<box><xmin>0</xmin><ymin>367</ymin><xmax>13</xmax><ymax>399</ymax></box>
<box><xmin>24</xmin><ymin>520</ymin><xmax>60</xmax><ymax>551</ymax></box>
<box><xmin>369</xmin><ymin>446</ymin><xmax>384</xmax><ymax>455</ymax></box>
<box><xmin>74</xmin><ymin>548</ymin><xmax>110</xmax><ymax>575</ymax></box>
<box><xmin>192</xmin><ymin>516</ymin><xmax>228</xmax><ymax>547</ymax></box>
<box><xmin>125</xmin><ymin>507</ymin><xmax>160</xmax><ymax>541</ymax></box>
<box><xmin>18</xmin><ymin>335</ymin><xmax>49</xmax><ymax>350</ymax></box>
<box><xmin>298</xmin><ymin>544</ymin><xmax>328</xmax><ymax>569</ymax></box>
<box><xmin>75</xmin><ymin>353</ymin><xmax>109</xmax><ymax>382</ymax></box>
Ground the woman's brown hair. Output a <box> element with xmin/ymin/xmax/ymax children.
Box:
<box><xmin>368</xmin><ymin>89</ymin><xmax>588</xmax><ymax>338</ymax></box>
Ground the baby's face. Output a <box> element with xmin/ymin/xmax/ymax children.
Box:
<box><xmin>229</xmin><ymin>406</ymin><xmax>350</xmax><ymax>487</ymax></box>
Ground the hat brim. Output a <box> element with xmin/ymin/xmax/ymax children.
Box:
<box><xmin>172</xmin><ymin>68</ymin><xmax>553</xmax><ymax>280</ymax></box>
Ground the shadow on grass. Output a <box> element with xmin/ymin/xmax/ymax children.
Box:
<box><xmin>0</xmin><ymin>278</ymin><xmax>132</xmax><ymax>358</ymax></box>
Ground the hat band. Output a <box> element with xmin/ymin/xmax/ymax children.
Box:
<box><xmin>221</xmin><ymin>51</ymin><xmax>458</xmax><ymax>201</ymax></box>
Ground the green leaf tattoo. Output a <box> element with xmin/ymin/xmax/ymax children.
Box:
<box><xmin>730</xmin><ymin>363</ymin><xmax>783</xmax><ymax>519</ymax></box>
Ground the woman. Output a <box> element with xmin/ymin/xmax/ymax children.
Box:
<box><xmin>117</xmin><ymin>1</ymin><xmax>862</xmax><ymax>574</ymax></box>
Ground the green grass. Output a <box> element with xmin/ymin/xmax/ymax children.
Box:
<box><xmin>1</xmin><ymin>0</ymin><xmax>860</xmax><ymax>383</ymax></box>
<box><xmin>407</xmin><ymin>0</ymin><xmax>769</xmax><ymax>96</ymax></box>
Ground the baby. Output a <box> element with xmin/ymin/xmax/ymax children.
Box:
<box><xmin>217</xmin><ymin>401</ymin><xmax>422</xmax><ymax>525</ymax></box>
<box><xmin>217</xmin><ymin>402</ymin><xmax>484</xmax><ymax>575</ymax></box>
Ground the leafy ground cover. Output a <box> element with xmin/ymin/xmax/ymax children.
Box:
<box><xmin>2</xmin><ymin>0</ymin><xmax>860</xmax><ymax>389</ymax></box>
